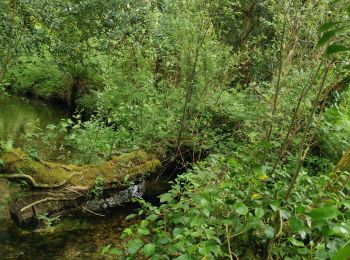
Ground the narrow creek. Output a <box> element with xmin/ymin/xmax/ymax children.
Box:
<box><xmin>0</xmin><ymin>95</ymin><xmax>172</xmax><ymax>259</ymax></box>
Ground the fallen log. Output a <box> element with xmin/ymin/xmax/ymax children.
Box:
<box><xmin>334</xmin><ymin>149</ymin><xmax>350</xmax><ymax>173</ymax></box>
<box><xmin>326</xmin><ymin>149</ymin><xmax>350</xmax><ymax>192</ymax></box>
<box><xmin>0</xmin><ymin>148</ymin><xmax>161</xmax><ymax>227</ymax></box>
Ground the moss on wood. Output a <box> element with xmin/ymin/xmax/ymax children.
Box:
<box><xmin>334</xmin><ymin>150</ymin><xmax>350</xmax><ymax>173</ymax></box>
<box><xmin>0</xmin><ymin>148</ymin><xmax>161</xmax><ymax>189</ymax></box>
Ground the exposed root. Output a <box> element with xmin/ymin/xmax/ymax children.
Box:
<box><xmin>20</xmin><ymin>197</ymin><xmax>74</xmax><ymax>213</ymax></box>
<box><xmin>0</xmin><ymin>174</ymin><xmax>68</xmax><ymax>188</ymax></box>
<box><xmin>81</xmin><ymin>206</ymin><xmax>105</xmax><ymax>217</ymax></box>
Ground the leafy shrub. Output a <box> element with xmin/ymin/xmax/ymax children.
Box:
<box><xmin>107</xmin><ymin>154</ymin><xmax>349</xmax><ymax>259</ymax></box>
<box><xmin>320</xmin><ymin>86</ymin><xmax>350</xmax><ymax>160</ymax></box>
<box><xmin>6</xmin><ymin>56</ymin><xmax>67</xmax><ymax>101</ymax></box>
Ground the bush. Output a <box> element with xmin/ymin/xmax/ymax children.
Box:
<box><xmin>105</xmin><ymin>154</ymin><xmax>350</xmax><ymax>259</ymax></box>
<box><xmin>6</xmin><ymin>56</ymin><xmax>67</xmax><ymax>101</ymax></box>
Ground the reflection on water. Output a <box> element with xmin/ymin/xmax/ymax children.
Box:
<box><xmin>0</xmin><ymin>95</ymin><xmax>66</xmax><ymax>141</ymax></box>
<box><xmin>0</xmin><ymin>95</ymin><xmax>68</xmax><ymax>160</ymax></box>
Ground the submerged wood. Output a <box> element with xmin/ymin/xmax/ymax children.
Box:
<box><xmin>0</xmin><ymin>148</ymin><xmax>161</xmax><ymax>227</ymax></box>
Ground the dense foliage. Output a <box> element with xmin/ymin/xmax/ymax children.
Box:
<box><xmin>1</xmin><ymin>0</ymin><xmax>350</xmax><ymax>259</ymax></box>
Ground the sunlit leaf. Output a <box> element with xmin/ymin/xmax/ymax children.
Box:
<box><xmin>234</xmin><ymin>202</ymin><xmax>249</xmax><ymax>215</ymax></box>
<box><xmin>288</xmin><ymin>237</ymin><xmax>305</xmax><ymax>247</ymax></box>
<box><xmin>142</xmin><ymin>243</ymin><xmax>156</xmax><ymax>257</ymax></box>
<box><xmin>254</xmin><ymin>208</ymin><xmax>265</xmax><ymax>219</ymax></box>
<box><xmin>127</xmin><ymin>239</ymin><xmax>144</xmax><ymax>255</ymax></box>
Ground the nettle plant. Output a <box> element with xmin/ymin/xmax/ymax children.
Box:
<box><xmin>59</xmin><ymin>115</ymin><xmax>122</xmax><ymax>164</ymax></box>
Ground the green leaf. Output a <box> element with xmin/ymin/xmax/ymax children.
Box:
<box><xmin>297</xmin><ymin>248</ymin><xmax>309</xmax><ymax>255</ymax></box>
<box><xmin>138</xmin><ymin>227</ymin><xmax>150</xmax><ymax>236</ymax></box>
<box><xmin>331</xmin><ymin>244</ymin><xmax>350</xmax><ymax>260</ymax></box>
<box><xmin>173</xmin><ymin>227</ymin><xmax>183</xmax><ymax>237</ymax></box>
<box><xmin>309</xmin><ymin>205</ymin><xmax>339</xmax><ymax>221</ymax></box>
<box><xmin>110</xmin><ymin>248</ymin><xmax>122</xmax><ymax>255</ymax></box>
<box><xmin>146</xmin><ymin>213</ymin><xmax>159</xmax><ymax>222</ymax></box>
<box><xmin>3</xmin><ymin>139</ymin><xmax>13</xmax><ymax>152</ymax></box>
<box><xmin>290</xmin><ymin>217</ymin><xmax>305</xmax><ymax>232</ymax></box>
<box><xmin>125</xmin><ymin>213</ymin><xmax>136</xmax><ymax>220</ymax></box>
<box><xmin>127</xmin><ymin>239</ymin><xmax>144</xmax><ymax>255</ymax></box>
<box><xmin>317</xmin><ymin>30</ymin><xmax>337</xmax><ymax>48</ymax></box>
<box><xmin>270</xmin><ymin>204</ymin><xmax>279</xmax><ymax>212</ymax></box>
<box><xmin>0</xmin><ymin>159</ymin><xmax>4</xmax><ymax>166</ymax></box>
<box><xmin>288</xmin><ymin>237</ymin><xmax>305</xmax><ymax>247</ymax></box>
<box><xmin>159</xmin><ymin>193</ymin><xmax>173</xmax><ymax>203</ymax></box>
<box><xmin>343</xmin><ymin>200</ymin><xmax>350</xmax><ymax>209</ymax></box>
<box><xmin>234</xmin><ymin>202</ymin><xmax>249</xmax><ymax>216</ymax></box>
<box><xmin>331</xmin><ymin>225</ymin><xmax>350</xmax><ymax>237</ymax></box>
<box><xmin>264</xmin><ymin>226</ymin><xmax>275</xmax><ymax>239</ymax></box>
<box><xmin>318</xmin><ymin>22</ymin><xmax>339</xmax><ymax>33</ymax></box>
<box><xmin>142</xmin><ymin>243</ymin><xmax>156</xmax><ymax>257</ymax></box>
<box><xmin>174</xmin><ymin>254</ymin><xmax>191</xmax><ymax>260</ymax></box>
<box><xmin>254</xmin><ymin>208</ymin><xmax>265</xmax><ymax>219</ymax></box>
<box><xmin>326</xmin><ymin>44</ymin><xmax>350</xmax><ymax>56</ymax></box>
<box><xmin>101</xmin><ymin>245</ymin><xmax>111</xmax><ymax>254</ymax></box>
<box><xmin>227</xmin><ymin>158</ymin><xmax>238</xmax><ymax>168</ymax></box>
<box><xmin>122</xmin><ymin>228</ymin><xmax>133</xmax><ymax>236</ymax></box>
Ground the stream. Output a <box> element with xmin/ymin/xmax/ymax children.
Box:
<box><xmin>0</xmin><ymin>95</ymin><xmax>171</xmax><ymax>259</ymax></box>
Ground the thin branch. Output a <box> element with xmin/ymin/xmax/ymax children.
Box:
<box><xmin>285</xmin><ymin>63</ymin><xmax>329</xmax><ymax>201</ymax></box>
<box><xmin>20</xmin><ymin>197</ymin><xmax>73</xmax><ymax>213</ymax></box>
<box><xmin>81</xmin><ymin>206</ymin><xmax>105</xmax><ymax>217</ymax></box>
<box><xmin>264</xmin><ymin>16</ymin><xmax>287</xmax><ymax>162</ymax></box>
<box><xmin>269</xmin><ymin>62</ymin><xmax>322</xmax><ymax>176</ymax></box>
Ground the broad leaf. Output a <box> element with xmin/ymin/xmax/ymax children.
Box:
<box><xmin>326</xmin><ymin>44</ymin><xmax>350</xmax><ymax>56</ymax></box>
<box><xmin>331</xmin><ymin>244</ymin><xmax>350</xmax><ymax>260</ymax></box>
<box><xmin>234</xmin><ymin>202</ymin><xmax>249</xmax><ymax>216</ymax></box>
<box><xmin>138</xmin><ymin>227</ymin><xmax>150</xmax><ymax>236</ymax></box>
<box><xmin>254</xmin><ymin>208</ymin><xmax>265</xmax><ymax>219</ymax></box>
<box><xmin>317</xmin><ymin>30</ymin><xmax>337</xmax><ymax>48</ymax></box>
<box><xmin>127</xmin><ymin>239</ymin><xmax>144</xmax><ymax>255</ymax></box>
<box><xmin>309</xmin><ymin>205</ymin><xmax>339</xmax><ymax>221</ymax></box>
<box><xmin>288</xmin><ymin>237</ymin><xmax>305</xmax><ymax>247</ymax></box>
<box><xmin>142</xmin><ymin>243</ymin><xmax>156</xmax><ymax>257</ymax></box>
<box><xmin>318</xmin><ymin>22</ymin><xmax>339</xmax><ymax>33</ymax></box>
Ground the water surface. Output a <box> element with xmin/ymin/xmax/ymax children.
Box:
<box><xmin>0</xmin><ymin>95</ymin><xmax>68</xmax><ymax>160</ymax></box>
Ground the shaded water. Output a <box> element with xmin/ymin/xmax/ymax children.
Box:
<box><xmin>0</xmin><ymin>95</ymin><xmax>66</xmax><ymax>141</ymax></box>
<box><xmin>0</xmin><ymin>95</ymin><xmax>171</xmax><ymax>259</ymax></box>
<box><xmin>0</xmin><ymin>95</ymin><xmax>68</xmax><ymax>161</ymax></box>
<box><xmin>0</xmin><ymin>208</ymin><xmax>133</xmax><ymax>259</ymax></box>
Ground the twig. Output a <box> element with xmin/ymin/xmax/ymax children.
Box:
<box><xmin>20</xmin><ymin>197</ymin><xmax>72</xmax><ymax>213</ymax></box>
<box><xmin>81</xmin><ymin>206</ymin><xmax>105</xmax><ymax>217</ymax></box>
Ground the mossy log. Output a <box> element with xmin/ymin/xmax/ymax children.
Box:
<box><xmin>328</xmin><ymin>150</ymin><xmax>350</xmax><ymax>191</ymax></box>
<box><xmin>0</xmin><ymin>148</ymin><xmax>161</xmax><ymax>227</ymax></box>
<box><xmin>334</xmin><ymin>150</ymin><xmax>350</xmax><ymax>173</ymax></box>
